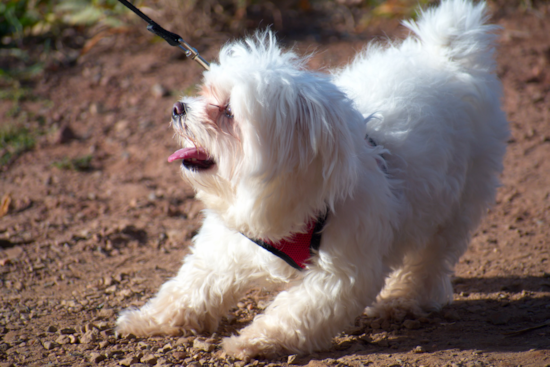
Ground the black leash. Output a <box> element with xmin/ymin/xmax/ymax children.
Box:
<box><xmin>117</xmin><ymin>0</ymin><xmax>210</xmax><ymax>70</ymax></box>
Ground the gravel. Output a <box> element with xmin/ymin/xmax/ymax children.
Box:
<box><xmin>1</xmin><ymin>3</ymin><xmax>549</xmax><ymax>367</ymax></box>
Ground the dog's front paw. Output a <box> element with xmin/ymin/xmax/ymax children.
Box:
<box><xmin>116</xmin><ymin>308</ymin><xmax>182</xmax><ymax>337</ymax></box>
<box><xmin>222</xmin><ymin>332</ymin><xmax>282</xmax><ymax>360</ymax></box>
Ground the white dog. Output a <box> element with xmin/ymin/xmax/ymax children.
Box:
<box><xmin>117</xmin><ymin>0</ymin><xmax>509</xmax><ymax>359</ymax></box>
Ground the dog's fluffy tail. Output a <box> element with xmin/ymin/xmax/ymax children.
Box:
<box><xmin>403</xmin><ymin>0</ymin><xmax>499</xmax><ymax>72</ymax></box>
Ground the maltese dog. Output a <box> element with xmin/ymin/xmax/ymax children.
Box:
<box><xmin>117</xmin><ymin>0</ymin><xmax>509</xmax><ymax>359</ymax></box>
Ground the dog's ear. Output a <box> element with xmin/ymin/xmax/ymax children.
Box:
<box><xmin>294</xmin><ymin>78</ymin><xmax>360</xmax><ymax>208</ymax></box>
<box><xmin>244</xmin><ymin>72</ymin><xmax>360</xmax><ymax>209</ymax></box>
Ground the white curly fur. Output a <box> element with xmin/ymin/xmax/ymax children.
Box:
<box><xmin>117</xmin><ymin>0</ymin><xmax>509</xmax><ymax>359</ymax></box>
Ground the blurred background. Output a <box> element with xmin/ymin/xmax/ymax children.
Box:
<box><xmin>0</xmin><ymin>0</ymin><xmax>441</xmax><ymax>167</ymax></box>
<box><xmin>1</xmin><ymin>0</ymin><xmax>437</xmax><ymax>72</ymax></box>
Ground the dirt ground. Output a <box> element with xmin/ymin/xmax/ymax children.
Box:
<box><xmin>1</xmin><ymin>1</ymin><xmax>550</xmax><ymax>366</ymax></box>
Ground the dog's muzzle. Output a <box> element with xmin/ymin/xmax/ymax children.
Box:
<box><xmin>168</xmin><ymin>101</ymin><xmax>216</xmax><ymax>172</ymax></box>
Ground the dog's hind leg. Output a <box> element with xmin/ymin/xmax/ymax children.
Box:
<box><xmin>366</xmin><ymin>223</ymin><xmax>468</xmax><ymax>320</ymax></box>
<box><xmin>367</xmin><ymin>168</ymin><xmax>500</xmax><ymax>319</ymax></box>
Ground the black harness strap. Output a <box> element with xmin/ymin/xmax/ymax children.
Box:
<box><xmin>249</xmin><ymin>239</ymin><xmax>304</xmax><ymax>271</ymax></box>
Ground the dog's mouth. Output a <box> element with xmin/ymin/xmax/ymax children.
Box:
<box><xmin>168</xmin><ymin>147</ymin><xmax>216</xmax><ymax>172</ymax></box>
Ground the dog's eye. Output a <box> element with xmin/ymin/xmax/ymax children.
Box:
<box><xmin>224</xmin><ymin>105</ymin><xmax>234</xmax><ymax>119</ymax></box>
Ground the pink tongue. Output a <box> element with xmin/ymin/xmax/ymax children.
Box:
<box><xmin>168</xmin><ymin>147</ymin><xmax>210</xmax><ymax>163</ymax></box>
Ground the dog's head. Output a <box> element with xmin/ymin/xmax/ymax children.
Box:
<box><xmin>169</xmin><ymin>31</ymin><xmax>364</xmax><ymax>239</ymax></box>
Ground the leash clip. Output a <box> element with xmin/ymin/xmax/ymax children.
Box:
<box><xmin>118</xmin><ymin>0</ymin><xmax>210</xmax><ymax>71</ymax></box>
<box><xmin>176</xmin><ymin>39</ymin><xmax>210</xmax><ymax>71</ymax></box>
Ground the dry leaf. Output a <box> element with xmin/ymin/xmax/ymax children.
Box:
<box><xmin>0</xmin><ymin>194</ymin><xmax>11</xmax><ymax>218</ymax></box>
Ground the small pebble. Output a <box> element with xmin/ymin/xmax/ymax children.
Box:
<box><xmin>59</xmin><ymin>327</ymin><xmax>77</xmax><ymax>335</ymax></box>
<box><xmin>55</xmin><ymin>335</ymin><xmax>71</xmax><ymax>345</ymax></box>
<box><xmin>151</xmin><ymin>83</ymin><xmax>168</xmax><ymax>98</ymax></box>
<box><xmin>101</xmin><ymin>329</ymin><xmax>115</xmax><ymax>339</ymax></box>
<box><xmin>114</xmin><ymin>120</ymin><xmax>129</xmax><ymax>133</ymax></box>
<box><xmin>118</xmin><ymin>289</ymin><xmax>133</xmax><ymax>298</ymax></box>
<box><xmin>173</xmin><ymin>351</ymin><xmax>188</xmax><ymax>359</ymax></box>
<box><xmin>56</xmin><ymin>124</ymin><xmax>77</xmax><ymax>144</ymax></box>
<box><xmin>141</xmin><ymin>354</ymin><xmax>158</xmax><ymax>365</ymax></box>
<box><xmin>108</xmin><ymin>349</ymin><xmax>124</xmax><ymax>358</ymax></box>
<box><xmin>99</xmin><ymin>340</ymin><xmax>110</xmax><ymax>348</ymax></box>
<box><xmin>193</xmin><ymin>338</ymin><xmax>215</xmax><ymax>352</ymax></box>
<box><xmin>105</xmin><ymin>285</ymin><xmax>117</xmax><ymax>294</ymax></box>
<box><xmin>159</xmin><ymin>343</ymin><xmax>172</xmax><ymax>353</ymax></box>
<box><xmin>0</xmin><ymin>259</ymin><xmax>11</xmax><ymax>266</ymax></box>
<box><xmin>89</xmin><ymin>352</ymin><xmax>106</xmax><ymax>363</ymax></box>
<box><xmin>124</xmin><ymin>333</ymin><xmax>137</xmax><ymax>340</ymax></box>
<box><xmin>41</xmin><ymin>340</ymin><xmax>57</xmax><ymax>350</ymax></box>
<box><xmin>94</xmin><ymin>321</ymin><xmax>109</xmax><ymax>330</ymax></box>
<box><xmin>103</xmin><ymin>276</ymin><xmax>114</xmax><ymax>287</ymax></box>
<box><xmin>119</xmin><ymin>356</ymin><xmax>140</xmax><ymax>366</ymax></box>
<box><xmin>413</xmin><ymin>345</ymin><xmax>425</xmax><ymax>353</ymax></box>
<box><xmin>98</xmin><ymin>308</ymin><xmax>115</xmax><ymax>318</ymax></box>
<box><xmin>83</xmin><ymin>323</ymin><xmax>96</xmax><ymax>333</ymax></box>
<box><xmin>80</xmin><ymin>330</ymin><xmax>97</xmax><ymax>344</ymax></box>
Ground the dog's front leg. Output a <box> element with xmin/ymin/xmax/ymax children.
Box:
<box><xmin>223</xmin><ymin>257</ymin><xmax>385</xmax><ymax>359</ymax></box>
<box><xmin>116</xmin><ymin>213</ymin><xmax>271</xmax><ymax>337</ymax></box>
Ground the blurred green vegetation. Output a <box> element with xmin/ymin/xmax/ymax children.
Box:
<box><xmin>0</xmin><ymin>0</ymin><xmax>127</xmax><ymax>42</ymax></box>
<box><xmin>51</xmin><ymin>154</ymin><xmax>93</xmax><ymax>171</ymax></box>
<box><xmin>0</xmin><ymin>95</ymin><xmax>51</xmax><ymax>168</ymax></box>
<box><xmin>0</xmin><ymin>0</ymin><xmax>130</xmax><ymax>81</ymax></box>
<box><xmin>0</xmin><ymin>121</ymin><xmax>37</xmax><ymax>167</ymax></box>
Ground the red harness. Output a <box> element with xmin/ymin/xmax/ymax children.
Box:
<box><xmin>242</xmin><ymin>213</ymin><xmax>328</xmax><ymax>270</ymax></box>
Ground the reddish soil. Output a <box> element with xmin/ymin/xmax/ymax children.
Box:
<box><xmin>1</xmin><ymin>2</ymin><xmax>549</xmax><ymax>366</ymax></box>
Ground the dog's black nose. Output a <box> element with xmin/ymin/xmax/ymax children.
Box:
<box><xmin>172</xmin><ymin>102</ymin><xmax>187</xmax><ymax>117</ymax></box>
